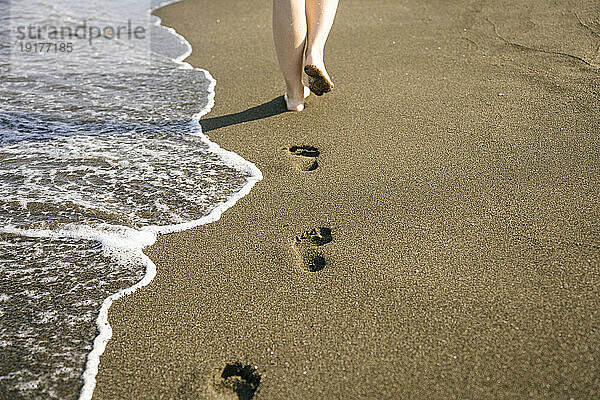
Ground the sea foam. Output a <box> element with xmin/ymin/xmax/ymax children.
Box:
<box><xmin>0</xmin><ymin>0</ymin><xmax>262</xmax><ymax>399</ymax></box>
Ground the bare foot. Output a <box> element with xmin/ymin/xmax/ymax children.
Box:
<box><xmin>284</xmin><ymin>86</ymin><xmax>310</xmax><ymax>112</ymax></box>
<box><xmin>304</xmin><ymin>54</ymin><xmax>334</xmax><ymax>96</ymax></box>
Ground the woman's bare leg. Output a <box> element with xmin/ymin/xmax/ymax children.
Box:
<box><xmin>273</xmin><ymin>0</ymin><xmax>310</xmax><ymax>111</ymax></box>
<box><xmin>304</xmin><ymin>0</ymin><xmax>338</xmax><ymax>95</ymax></box>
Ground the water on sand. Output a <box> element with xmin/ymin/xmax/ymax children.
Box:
<box><xmin>0</xmin><ymin>0</ymin><xmax>259</xmax><ymax>398</ymax></box>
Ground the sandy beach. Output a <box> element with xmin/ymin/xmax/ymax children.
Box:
<box><xmin>93</xmin><ymin>0</ymin><xmax>599</xmax><ymax>398</ymax></box>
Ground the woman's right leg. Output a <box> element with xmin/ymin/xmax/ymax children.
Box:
<box><xmin>273</xmin><ymin>0</ymin><xmax>309</xmax><ymax>111</ymax></box>
<box><xmin>304</xmin><ymin>0</ymin><xmax>338</xmax><ymax>95</ymax></box>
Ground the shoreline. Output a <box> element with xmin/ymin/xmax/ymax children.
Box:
<box><xmin>93</xmin><ymin>0</ymin><xmax>600</xmax><ymax>398</ymax></box>
<box><xmin>78</xmin><ymin>2</ymin><xmax>263</xmax><ymax>398</ymax></box>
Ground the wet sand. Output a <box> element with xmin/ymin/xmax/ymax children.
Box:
<box><xmin>93</xmin><ymin>0</ymin><xmax>600</xmax><ymax>398</ymax></box>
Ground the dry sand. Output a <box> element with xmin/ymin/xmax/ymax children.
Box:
<box><xmin>93</xmin><ymin>0</ymin><xmax>600</xmax><ymax>398</ymax></box>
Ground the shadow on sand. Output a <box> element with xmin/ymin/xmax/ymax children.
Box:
<box><xmin>200</xmin><ymin>96</ymin><xmax>287</xmax><ymax>133</ymax></box>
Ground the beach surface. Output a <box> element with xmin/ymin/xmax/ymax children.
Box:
<box><xmin>94</xmin><ymin>0</ymin><xmax>600</xmax><ymax>398</ymax></box>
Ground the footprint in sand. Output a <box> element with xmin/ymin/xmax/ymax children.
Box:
<box><xmin>293</xmin><ymin>227</ymin><xmax>332</xmax><ymax>272</ymax></box>
<box><xmin>207</xmin><ymin>362</ymin><xmax>261</xmax><ymax>400</ymax></box>
<box><xmin>284</xmin><ymin>145</ymin><xmax>320</xmax><ymax>171</ymax></box>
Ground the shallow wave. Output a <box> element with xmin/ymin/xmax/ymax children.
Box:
<box><xmin>0</xmin><ymin>0</ymin><xmax>262</xmax><ymax>399</ymax></box>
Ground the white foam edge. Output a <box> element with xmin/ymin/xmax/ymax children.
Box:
<box><xmin>144</xmin><ymin>0</ymin><xmax>264</xmax><ymax>236</ymax></box>
<box><xmin>150</xmin><ymin>0</ymin><xmax>194</xmax><ymax>67</ymax></box>
<box><xmin>77</xmin><ymin>2</ymin><xmax>262</xmax><ymax>398</ymax></box>
<box><xmin>2</xmin><ymin>1</ymin><xmax>262</xmax><ymax>399</ymax></box>
<box><xmin>1</xmin><ymin>223</ymin><xmax>157</xmax><ymax>400</ymax></box>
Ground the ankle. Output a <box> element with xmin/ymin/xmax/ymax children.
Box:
<box><xmin>305</xmin><ymin>48</ymin><xmax>324</xmax><ymax>66</ymax></box>
<box><xmin>286</xmin><ymin>82</ymin><xmax>305</xmax><ymax>100</ymax></box>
